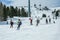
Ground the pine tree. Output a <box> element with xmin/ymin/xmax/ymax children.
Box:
<box><xmin>0</xmin><ymin>2</ymin><xmax>4</xmax><ymax>21</ymax></box>
<box><xmin>56</xmin><ymin>10</ymin><xmax>59</xmax><ymax>17</ymax></box>
<box><xmin>17</xmin><ymin>9</ymin><xmax>21</xmax><ymax>17</ymax></box>
<box><xmin>21</xmin><ymin>7</ymin><xmax>28</xmax><ymax>17</ymax></box>
<box><xmin>6</xmin><ymin>7</ymin><xmax>10</xmax><ymax>16</ymax></box>
<box><xmin>13</xmin><ymin>7</ymin><xmax>18</xmax><ymax>16</ymax></box>
<box><xmin>55</xmin><ymin>10</ymin><xmax>59</xmax><ymax>19</ymax></box>
<box><xmin>10</xmin><ymin>6</ymin><xmax>15</xmax><ymax>17</ymax></box>
<box><xmin>3</xmin><ymin>5</ymin><xmax>7</xmax><ymax>21</ymax></box>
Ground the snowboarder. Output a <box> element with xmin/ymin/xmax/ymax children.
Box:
<box><xmin>17</xmin><ymin>19</ymin><xmax>22</xmax><ymax>30</ymax></box>
<box><xmin>46</xmin><ymin>18</ymin><xmax>48</xmax><ymax>24</ymax></box>
<box><xmin>10</xmin><ymin>19</ymin><xmax>14</xmax><ymax>28</ymax></box>
<box><xmin>29</xmin><ymin>18</ymin><xmax>33</xmax><ymax>25</ymax></box>
<box><xmin>36</xmin><ymin>18</ymin><xmax>40</xmax><ymax>26</ymax></box>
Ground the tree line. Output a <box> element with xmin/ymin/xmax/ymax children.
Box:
<box><xmin>0</xmin><ymin>2</ymin><xmax>28</xmax><ymax>21</ymax></box>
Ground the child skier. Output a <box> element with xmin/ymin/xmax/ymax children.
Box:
<box><xmin>10</xmin><ymin>19</ymin><xmax>14</xmax><ymax>28</ymax></box>
<box><xmin>17</xmin><ymin>19</ymin><xmax>22</xmax><ymax>30</ymax></box>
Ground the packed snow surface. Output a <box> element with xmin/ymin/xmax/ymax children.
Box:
<box><xmin>0</xmin><ymin>7</ymin><xmax>60</xmax><ymax>40</ymax></box>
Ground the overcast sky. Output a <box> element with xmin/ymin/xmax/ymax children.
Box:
<box><xmin>0</xmin><ymin>0</ymin><xmax>60</xmax><ymax>8</ymax></box>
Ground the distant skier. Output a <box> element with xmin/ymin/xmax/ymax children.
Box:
<box><xmin>49</xmin><ymin>17</ymin><xmax>51</xmax><ymax>23</ymax></box>
<box><xmin>10</xmin><ymin>19</ymin><xmax>14</xmax><ymax>28</ymax></box>
<box><xmin>17</xmin><ymin>19</ymin><xmax>22</xmax><ymax>30</ymax></box>
<box><xmin>46</xmin><ymin>18</ymin><xmax>48</xmax><ymax>24</ymax></box>
<box><xmin>53</xmin><ymin>17</ymin><xmax>54</xmax><ymax>19</ymax></box>
<box><xmin>7</xmin><ymin>21</ymin><xmax>8</xmax><ymax>24</ymax></box>
<box><xmin>36</xmin><ymin>18</ymin><xmax>40</xmax><ymax>26</ymax></box>
<box><xmin>53</xmin><ymin>21</ymin><xmax>55</xmax><ymax>23</ymax></box>
<box><xmin>29</xmin><ymin>18</ymin><xmax>33</xmax><ymax>25</ymax></box>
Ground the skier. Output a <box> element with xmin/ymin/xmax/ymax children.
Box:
<box><xmin>10</xmin><ymin>19</ymin><xmax>14</xmax><ymax>28</ymax></box>
<box><xmin>36</xmin><ymin>18</ymin><xmax>40</xmax><ymax>26</ymax></box>
<box><xmin>46</xmin><ymin>18</ymin><xmax>48</xmax><ymax>24</ymax></box>
<box><xmin>17</xmin><ymin>19</ymin><xmax>22</xmax><ymax>30</ymax></box>
<box><xmin>53</xmin><ymin>21</ymin><xmax>55</xmax><ymax>23</ymax></box>
<box><xmin>49</xmin><ymin>17</ymin><xmax>51</xmax><ymax>23</ymax></box>
<box><xmin>7</xmin><ymin>21</ymin><xmax>8</xmax><ymax>24</ymax></box>
<box><xmin>29</xmin><ymin>18</ymin><xmax>33</xmax><ymax>25</ymax></box>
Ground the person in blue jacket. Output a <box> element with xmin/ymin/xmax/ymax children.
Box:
<box><xmin>17</xmin><ymin>19</ymin><xmax>22</xmax><ymax>30</ymax></box>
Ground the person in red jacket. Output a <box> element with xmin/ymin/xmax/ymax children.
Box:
<box><xmin>29</xmin><ymin>18</ymin><xmax>33</xmax><ymax>25</ymax></box>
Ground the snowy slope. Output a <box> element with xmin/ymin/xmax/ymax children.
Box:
<box><xmin>31</xmin><ymin>7</ymin><xmax>53</xmax><ymax>18</ymax></box>
<box><xmin>0</xmin><ymin>7</ymin><xmax>60</xmax><ymax>40</ymax></box>
<box><xmin>0</xmin><ymin>18</ymin><xmax>60</xmax><ymax>40</ymax></box>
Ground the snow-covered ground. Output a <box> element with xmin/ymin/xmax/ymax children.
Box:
<box><xmin>0</xmin><ymin>18</ymin><xmax>60</xmax><ymax>40</ymax></box>
<box><xmin>0</xmin><ymin>7</ymin><xmax>60</xmax><ymax>40</ymax></box>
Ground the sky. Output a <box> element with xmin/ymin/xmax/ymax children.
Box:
<box><xmin>0</xmin><ymin>0</ymin><xmax>60</xmax><ymax>8</ymax></box>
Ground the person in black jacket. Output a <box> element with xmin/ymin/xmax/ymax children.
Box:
<box><xmin>46</xmin><ymin>18</ymin><xmax>48</xmax><ymax>24</ymax></box>
<box><xmin>49</xmin><ymin>18</ymin><xmax>51</xmax><ymax>23</ymax></box>
<box><xmin>10</xmin><ymin>19</ymin><xmax>14</xmax><ymax>28</ymax></box>
<box><xmin>36</xmin><ymin>18</ymin><xmax>40</xmax><ymax>26</ymax></box>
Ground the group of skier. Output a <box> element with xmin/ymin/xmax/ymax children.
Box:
<box><xmin>46</xmin><ymin>16</ymin><xmax>51</xmax><ymax>24</ymax></box>
<box><xmin>46</xmin><ymin>18</ymin><xmax>51</xmax><ymax>24</ymax></box>
<box><xmin>9</xmin><ymin>16</ymin><xmax>55</xmax><ymax>30</ymax></box>
<box><xmin>29</xmin><ymin>16</ymin><xmax>55</xmax><ymax>26</ymax></box>
<box><xmin>29</xmin><ymin>17</ymin><xmax>40</xmax><ymax>26</ymax></box>
<box><xmin>10</xmin><ymin>19</ymin><xmax>22</xmax><ymax>30</ymax></box>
